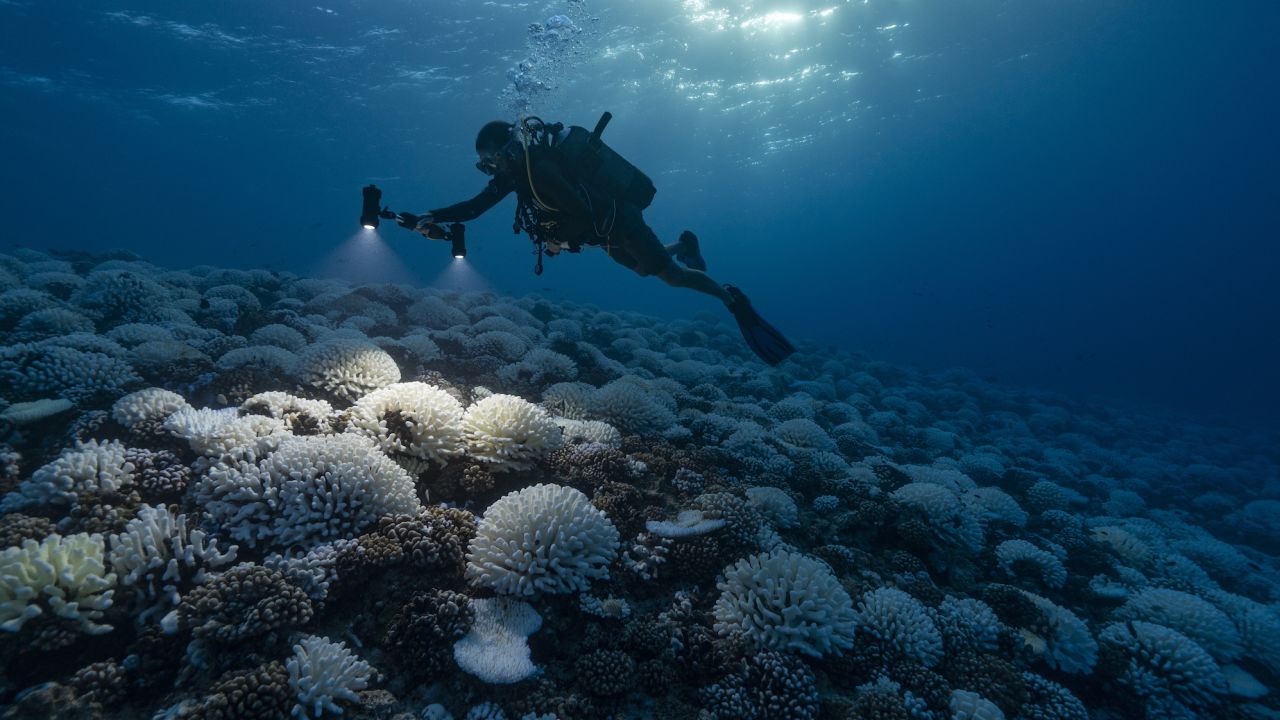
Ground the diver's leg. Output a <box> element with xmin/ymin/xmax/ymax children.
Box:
<box><xmin>616</xmin><ymin>210</ymin><xmax>793</xmax><ymax>364</ymax></box>
<box><xmin>656</xmin><ymin>265</ymin><xmax>733</xmax><ymax>304</ymax></box>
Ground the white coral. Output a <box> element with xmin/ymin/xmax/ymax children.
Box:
<box><xmin>0</xmin><ymin>439</ymin><xmax>134</xmax><ymax>511</ymax></box>
<box><xmin>288</xmin><ymin>635</ymin><xmax>373</xmax><ymax>719</ymax></box>
<box><xmin>554</xmin><ymin>418</ymin><xmax>622</xmax><ymax>448</ymax></box>
<box><xmin>856</xmin><ymin>587</ymin><xmax>944</xmax><ymax>667</ymax></box>
<box><xmin>1020</xmin><ymin>592</ymin><xmax>1098</xmax><ymax>674</ymax></box>
<box><xmin>112</xmin><ymin>387</ymin><xmax>190</xmax><ymax>428</ymax></box>
<box><xmin>108</xmin><ymin>504</ymin><xmax>237</xmax><ymax>623</ymax></box>
<box><xmin>963</xmin><ymin>486</ymin><xmax>1028</xmax><ymax>527</ymax></box>
<box><xmin>453</xmin><ymin>597</ymin><xmax>543</xmax><ymax>684</ymax></box>
<box><xmin>239</xmin><ymin>391</ymin><xmax>336</xmax><ymax>434</ymax></box>
<box><xmin>996</xmin><ymin>539</ymin><xmax>1067</xmax><ymax>589</ymax></box>
<box><xmin>194</xmin><ymin>433</ymin><xmax>422</xmax><ymax>548</ymax></box>
<box><xmin>215</xmin><ymin>345</ymin><xmax>300</xmax><ymax>375</ymax></box>
<box><xmin>892</xmin><ymin>482</ymin><xmax>985</xmax><ymax>552</ymax></box>
<box><xmin>347</xmin><ymin>382</ymin><xmax>465</xmax><ymax>472</ymax></box>
<box><xmin>713</xmin><ymin>549</ymin><xmax>856</xmax><ymax>658</ymax></box>
<box><xmin>745</xmin><ymin>486</ymin><xmax>799</xmax><ymax>528</ymax></box>
<box><xmin>164</xmin><ymin>406</ymin><xmax>286</xmax><ymax>459</ymax></box>
<box><xmin>949</xmin><ymin>689</ymin><xmax>1005</xmax><ymax>720</ymax></box>
<box><xmin>0</xmin><ymin>533</ymin><xmax>116</xmax><ymax>635</ymax></box>
<box><xmin>462</xmin><ymin>394</ymin><xmax>563</xmax><ymax>472</ymax></box>
<box><xmin>1114</xmin><ymin>588</ymin><xmax>1242</xmax><ymax>663</ymax></box>
<box><xmin>467</xmin><ymin>483</ymin><xmax>618</xmax><ymax>595</ymax></box>
<box><xmin>299</xmin><ymin>338</ymin><xmax>401</xmax><ymax>402</ymax></box>
<box><xmin>1099</xmin><ymin>620</ymin><xmax>1227</xmax><ymax>713</ymax></box>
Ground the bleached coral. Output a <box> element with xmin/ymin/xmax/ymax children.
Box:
<box><xmin>855</xmin><ymin>586</ymin><xmax>944</xmax><ymax>667</ymax></box>
<box><xmin>287</xmin><ymin>635</ymin><xmax>373</xmax><ymax>720</ymax></box>
<box><xmin>249</xmin><ymin>323</ymin><xmax>307</xmax><ymax>351</ymax></box>
<box><xmin>554</xmin><ymin>418</ymin><xmax>622</xmax><ymax>448</ymax></box>
<box><xmin>240</xmin><ymin>391</ymin><xmax>336</xmax><ymax>435</ymax></box>
<box><xmin>1114</xmin><ymin>588</ymin><xmax>1242</xmax><ymax>663</ymax></box>
<box><xmin>299</xmin><ymin>338</ymin><xmax>401</xmax><ymax>402</ymax></box>
<box><xmin>891</xmin><ymin>482</ymin><xmax>985</xmax><ymax>552</ymax></box>
<box><xmin>453</xmin><ymin>597</ymin><xmax>543</xmax><ymax>684</ymax></box>
<box><xmin>108</xmin><ymin>504</ymin><xmax>237</xmax><ymax>623</ymax></box>
<box><xmin>1020</xmin><ymin>592</ymin><xmax>1098</xmax><ymax>674</ymax></box>
<box><xmin>774</xmin><ymin>418</ymin><xmax>836</xmax><ymax>451</ymax></box>
<box><xmin>0</xmin><ymin>439</ymin><xmax>134</xmax><ymax>511</ymax></box>
<box><xmin>112</xmin><ymin>387</ymin><xmax>190</xmax><ymax>428</ymax></box>
<box><xmin>194</xmin><ymin>433</ymin><xmax>422</xmax><ymax>548</ymax></box>
<box><xmin>949</xmin><ymin>689</ymin><xmax>1005</xmax><ymax>720</ymax></box>
<box><xmin>935</xmin><ymin>596</ymin><xmax>1003</xmax><ymax>652</ymax></box>
<box><xmin>466</xmin><ymin>483</ymin><xmax>618</xmax><ymax>595</ymax></box>
<box><xmin>496</xmin><ymin>347</ymin><xmax>578</xmax><ymax>387</ymax></box>
<box><xmin>745</xmin><ymin>486</ymin><xmax>799</xmax><ymax>528</ymax></box>
<box><xmin>164</xmin><ymin>406</ymin><xmax>286</xmax><ymax>459</ymax></box>
<box><xmin>713</xmin><ymin>549</ymin><xmax>856</xmax><ymax>658</ymax></box>
<box><xmin>347</xmin><ymin>382</ymin><xmax>465</xmax><ymax>472</ymax></box>
<box><xmin>0</xmin><ymin>533</ymin><xmax>116</xmax><ymax>638</ymax></box>
<box><xmin>645</xmin><ymin>510</ymin><xmax>726</xmax><ymax>538</ymax></box>
<box><xmin>215</xmin><ymin>345</ymin><xmax>300</xmax><ymax>375</ymax></box>
<box><xmin>462</xmin><ymin>394</ymin><xmax>563</xmax><ymax>472</ymax></box>
<box><xmin>963</xmin><ymin>486</ymin><xmax>1028</xmax><ymax>527</ymax></box>
<box><xmin>0</xmin><ymin>343</ymin><xmax>140</xmax><ymax>403</ymax></box>
<box><xmin>996</xmin><ymin>539</ymin><xmax>1067</xmax><ymax>589</ymax></box>
<box><xmin>0</xmin><ymin>398</ymin><xmax>74</xmax><ymax>425</ymax></box>
<box><xmin>587</xmin><ymin>377</ymin><xmax>677</xmax><ymax>434</ymax></box>
<box><xmin>1099</xmin><ymin>620</ymin><xmax>1227</xmax><ymax>714</ymax></box>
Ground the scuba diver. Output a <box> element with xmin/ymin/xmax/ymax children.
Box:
<box><xmin>400</xmin><ymin>115</ymin><xmax>796</xmax><ymax>366</ymax></box>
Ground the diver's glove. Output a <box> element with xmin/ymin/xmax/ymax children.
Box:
<box><xmin>395</xmin><ymin>212</ymin><xmax>422</xmax><ymax>229</ymax></box>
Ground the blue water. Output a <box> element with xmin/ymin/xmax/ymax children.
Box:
<box><xmin>2</xmin><ymin>0</ymin><xmax>1278</xmax><ymax>427</ymax></box>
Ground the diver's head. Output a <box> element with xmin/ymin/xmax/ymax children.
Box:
<box><xmin>475</xmin><ymin>120</ymin><xmax>515</xmax><ymax>175</ymax></box>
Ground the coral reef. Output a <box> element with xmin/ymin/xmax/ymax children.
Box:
<box><xmin>0</xmin><ymin>249</ymin><xmax>1276</xmax><ymax>720</ymax></box>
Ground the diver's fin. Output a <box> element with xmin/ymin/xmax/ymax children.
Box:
<box><xmin>724</xmin><ymin>285</ymin><xmax>796</xmax><ymax>366</ymax></box>
<box><xmin>674</xmin><ymin>230</ymin><xmax>707</xmax><ymax>271</ymax></box>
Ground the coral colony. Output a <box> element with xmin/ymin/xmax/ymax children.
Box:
<box><xmin>0</xmin><ymin>247</ymin><xmax>1277</xmax><ymax>720</ymax></box>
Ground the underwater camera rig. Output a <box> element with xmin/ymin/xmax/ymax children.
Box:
<box><xmin>360</xmin><ymin>184</ymin><xmax>466</xmax><ymax>259</ymax></box>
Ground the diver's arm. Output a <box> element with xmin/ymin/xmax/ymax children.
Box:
<box><xmin>428</xmin><ymin>175</ymin><xmax>514</xmax><ymax>222</ymax></box>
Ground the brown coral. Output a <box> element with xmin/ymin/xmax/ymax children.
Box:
<box><xmin>0</xmin><ymin>513</ymin><xmax>56</xmax><ymax>548</ymax></box>
<box><xmin>176</xmin><ymin>565</ymin><xmax>313</xmax><ymax>643</ymax></box>
<box><xmin>385</xmin><ymin>589</ymin><xmax>474</xmax><ymax>681</ymax></box>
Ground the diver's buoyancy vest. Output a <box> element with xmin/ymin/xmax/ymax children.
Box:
<box><xmin>553</xmin><ymin>113</ymin><xmax>657</xmax><ymax>210</ymax></box>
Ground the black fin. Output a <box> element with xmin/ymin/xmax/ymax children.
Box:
<box><xmin>725</xmin><ymin>285</ymin><xmax>795</xmax><ymax>366</ymax></box>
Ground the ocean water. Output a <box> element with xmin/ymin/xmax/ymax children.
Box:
<box><xmin>1</xmin><ymin>1</ymin><xmax>1279</xmax><ymax>718</ymax></box>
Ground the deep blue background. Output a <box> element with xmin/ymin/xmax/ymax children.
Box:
<box><xmin>2</xmin><ymin>0</ymin><xmax>1277</xmax><ymax>428</ymax></box>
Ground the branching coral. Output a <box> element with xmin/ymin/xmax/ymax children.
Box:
<box><xmin>855</xmin><ymin>586</ymin><xmax>944</xmax><ymax>667</ymax></box>
<box><xmin>462</xmin><ymin>394</ymin><xmax>563</xmax><ymax>472</ymax></box>
<box><xmin>0</xmin><ymin>533</ymin><xmax>116</xmax><ymax>646</ymax></box>
<box><xmin>299</xmin><ymin>337</ymin><xmax>401</xmax><ymax>402</ymax></box>
<box><xmin>347</xmin><ymin>381</ymin><xmax>466</xmax><ymax>472</ymax></box>
<box><xmin>1098</xmin><ymin>620</ymin><xmax>1227</xmax><ymax>715</ymax></box>
<box><xmin>713</xmin><ymin>549</ymin><xmax>856</xmax><ymax>657</ymax></box>
<box><xmin>287</xmin><ymin>635</ymin><xmax>373</xmax><ymax>720</ymax></box>
<box><xmin>194</xmin><ymin>433</ymin><xmax>421</xmax><ymax>548</ymax></box>
<box><xmin>466</xmin><ymin>483</ymin><xmax>618</xmax><ymax>595</ymax></box>
<box><xmin>108</xmin><ymin>504</ymin><xmax>237</xmax><ymax>624</ymax></box>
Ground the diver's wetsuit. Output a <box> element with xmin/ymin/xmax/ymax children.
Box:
<box><xmin>427</xmin><ymin>145</ymin><xmax>677</xmax><ymax>277</ymax></box>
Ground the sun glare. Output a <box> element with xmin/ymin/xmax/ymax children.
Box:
<box><xmin>740</xmin><ymin>11</ymin><xmax>804</xmax><ymax>32</ymax></box>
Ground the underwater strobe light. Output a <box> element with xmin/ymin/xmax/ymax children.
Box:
<box><xmin>360</xmin><ymin>184</ymin><xmax>382</xmax><ymax>229</ymax></box>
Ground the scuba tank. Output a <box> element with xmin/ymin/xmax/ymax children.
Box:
<box><xmin>552</xmin><ymin>112</ymin><xmax>657</xmax><ymax>210</ymax></box>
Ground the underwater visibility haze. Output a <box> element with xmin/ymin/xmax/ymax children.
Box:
<box><xmin>0</xmin><ymin>1</ymin><xmax>1279</xmax><ymax>718</ymax></box>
